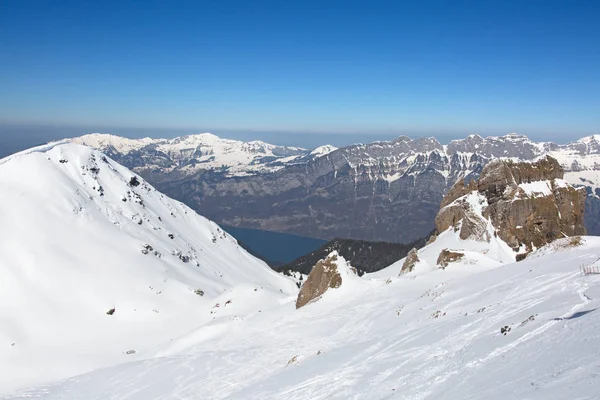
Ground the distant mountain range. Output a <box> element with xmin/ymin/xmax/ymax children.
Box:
<box><xmin>71</xmin><ymin>132</ymin><xmax>600</xmax><ymax>243</ymax></box>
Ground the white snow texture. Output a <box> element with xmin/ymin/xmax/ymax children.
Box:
<box><xmin>1</xmin><ymin>142</ymin><xmax>600</xmax><ymax>400</ymax></box>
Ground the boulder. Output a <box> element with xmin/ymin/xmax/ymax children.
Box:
<box><xmin>296</xmin><ymin>252</ymin><xmax>348</xmax><ymax>309</ymax></box>
<box><xmin>399</xmin><ymin>248</ymin><xmax>420</xmax><ymax>275</ymax></box>
<box><xmin>437</xmin><ymin>249</ymin><xmax>465</xmax><ymax>268</ymax></box>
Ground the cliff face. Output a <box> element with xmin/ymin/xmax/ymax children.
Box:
<box><xmin>436</xmin><ymin>156</ymin><xmax>586</xmax><ymax>255</ymax></box>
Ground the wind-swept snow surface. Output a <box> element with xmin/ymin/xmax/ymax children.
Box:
<box><xmin>5</xmin><ymin>231</ymin><xmax>600</xmax><ymax>399</ymax></box>
<box><xmin>0</xmin><ymin>144</ymin><xmax>296</xmax><ymax>393</ymax></box>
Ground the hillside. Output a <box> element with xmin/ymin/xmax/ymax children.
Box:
<box><xmin>0</xmin><ymin>143</ymin><xmax>296</xmax><ymax>393</ymax></box>
<box><xmin>5</xmin><ymin>235</ymin><xmax>600</xmax><ymax>399</ymax></box>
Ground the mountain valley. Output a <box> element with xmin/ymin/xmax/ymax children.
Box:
<box><xmin>72</xmin><ymin>133</ymin><xmax>600</xmax><ymax>244</ymax></box>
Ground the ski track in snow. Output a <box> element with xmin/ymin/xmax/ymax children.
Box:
<box><xmin>4</xmin><ymin>240</ymin><xmax>600</xmax><ymax>399</ymax></box>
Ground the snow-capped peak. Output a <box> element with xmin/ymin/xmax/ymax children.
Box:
<box><xmin>72</xmin><ymin>133</ymin><xmax>154</xmax><ymax>154</ymax></box>
<box><xmin>70</xmin><ymin>133</ymin><xmax>309</xmax><ymax>177</ymax></box>
<box><xmin>310</xmin><ymin>144</ymin><xmax>338</xmax><ymax>157</ymax></box>
<box><xmin>577</xmin><ymin>134</ymin><xmax>600</xmax><ymax>144</ymax></box>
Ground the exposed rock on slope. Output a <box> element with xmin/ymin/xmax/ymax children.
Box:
<box><xmin>436</xmin><ymin>156</ymin><xmax>586</xmax><ymax>256</ymax></box>
<box><xmin>399</xmin><ymin>248</ymin><xmax>420</xmax><ymax>275</ymax></box>
<box><xmin>437</xmin><ymin>249</ymin><xmax>465</xmax><ymax>268</ymax></box>
<box><xmin>296</xmin><ymin>252</ymin><xmax>356</xmax><ymax>309</ymax></box>
<box><xmin>281</xmin><ymin>235</ymin><xmax>430</xmax><ymax>276</ymax></box>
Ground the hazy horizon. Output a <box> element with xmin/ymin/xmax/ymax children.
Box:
<box><xmin>0</xmin><ymin>121</ymin><xmax>595</xmax><ymax>160</ymax></box>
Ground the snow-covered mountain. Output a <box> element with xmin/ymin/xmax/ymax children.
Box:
<box><xmin>72</xmin><ymin>133</ymin><xmax>308</xmax><ymax>178</ymax></box>
<box><xmin>0</xmin><ymin>143</ymin><xmax>296</xmax><ymax>393</ymax></box>
<box><xmin>71</xmin><ymin>132</ymin><xmax>600</xmax><ymax>243</ymax></box>
<box><xmin>3</xmin><ymin>144</ymin><xmax>600</xmax><ymax>399</ymax></box>
<box><xmin>5</xmin><ymin>192</ymin><xmax>600</xmax><ymax>398</ymax></box>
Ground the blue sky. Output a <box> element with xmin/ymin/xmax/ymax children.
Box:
<box><xmin>1</xmin><ymin>0</ymin><xmax>599</xmax><ymax>147</ymax></box>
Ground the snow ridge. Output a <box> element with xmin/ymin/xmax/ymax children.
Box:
<box><xmin>0</xmin><ymin>143</ymin><xmax>295</xmax><ymax>393</ymax></box>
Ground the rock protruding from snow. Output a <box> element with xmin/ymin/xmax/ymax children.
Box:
<box><xmin>436</xmin><ymin>156</ymin><xmax>586</xmax><ymax>255</ymax></box>
<box><xmin>436</xmin><ymin>192</ymin><xmax>490</xmax><ymax>242</ymax></box>
<box><xmin>436</xmin><ymin>249</ymin><xmax>465</xmax><ymax>268</ymax></box>
<box><xmin>399</xmin><ymin>248</ymin><xmax>420</xmax><ymax>275</ymax></box>
<box><xmin>296</xmin><ymin>251</ymin><xmax>355</xmax><ymax>309</ymax></box>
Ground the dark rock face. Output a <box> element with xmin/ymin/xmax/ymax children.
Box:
<box><xmin>435</xmin><ymin>156</ymin><xmax>587</xmax><ymax>255</ymax></box>
<box><xmin>74</xmin><ymin>133</ymin><xmax>600</xmax><ymax>243</ymax></box>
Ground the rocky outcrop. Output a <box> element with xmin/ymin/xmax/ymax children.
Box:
<box><xmin>296</xmin><ymin>252</ymin><xmax>354</xmax><ymax>309</ymax></box>
<box><xmin>435</xmin><ymin>196</ymin><xmax>490</xmax><ymax>242</ymax></box>
<box><xmin>435</xmin><ymin>156</ymin><xmax>586</xmax><ymax>255</ymax></box>
<box><xmin>399</xmin><ymin>248</ymin><xmax>420</xmax><ymax>275</ymax></box>
<box><xmin>437</xmin><ymin>249</ymin><xmax>465</xmax><ymax>268</ymax></box>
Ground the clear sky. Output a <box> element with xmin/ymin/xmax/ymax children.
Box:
<box><xmin>1</xmin><ymin>0</ymin><xmax>599</xmax><ymax>148</ymax></box>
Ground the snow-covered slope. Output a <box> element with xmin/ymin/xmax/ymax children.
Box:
<box><xmin>309</xmin><ymin>144</ymin><xmax>338</xmax><ymax>158</ymax></box>
<box><xmin>6</xmin><ymin>233</ymin><xmax>600</xmax><ymax>399</ymax></box>
<box><xmin>4</xmin><ymin>139</ymin><xmax>600</xmax><ymax>399</ymax></box>
<box><xmin>72</xmin><ymin>133</ymin><xmax>308</xmax><ymax>177</ymax></box>
<box><xmin>0</xmin><ymin>143</ymin><xmax>296</xmax><ymax>393</ymax></box>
